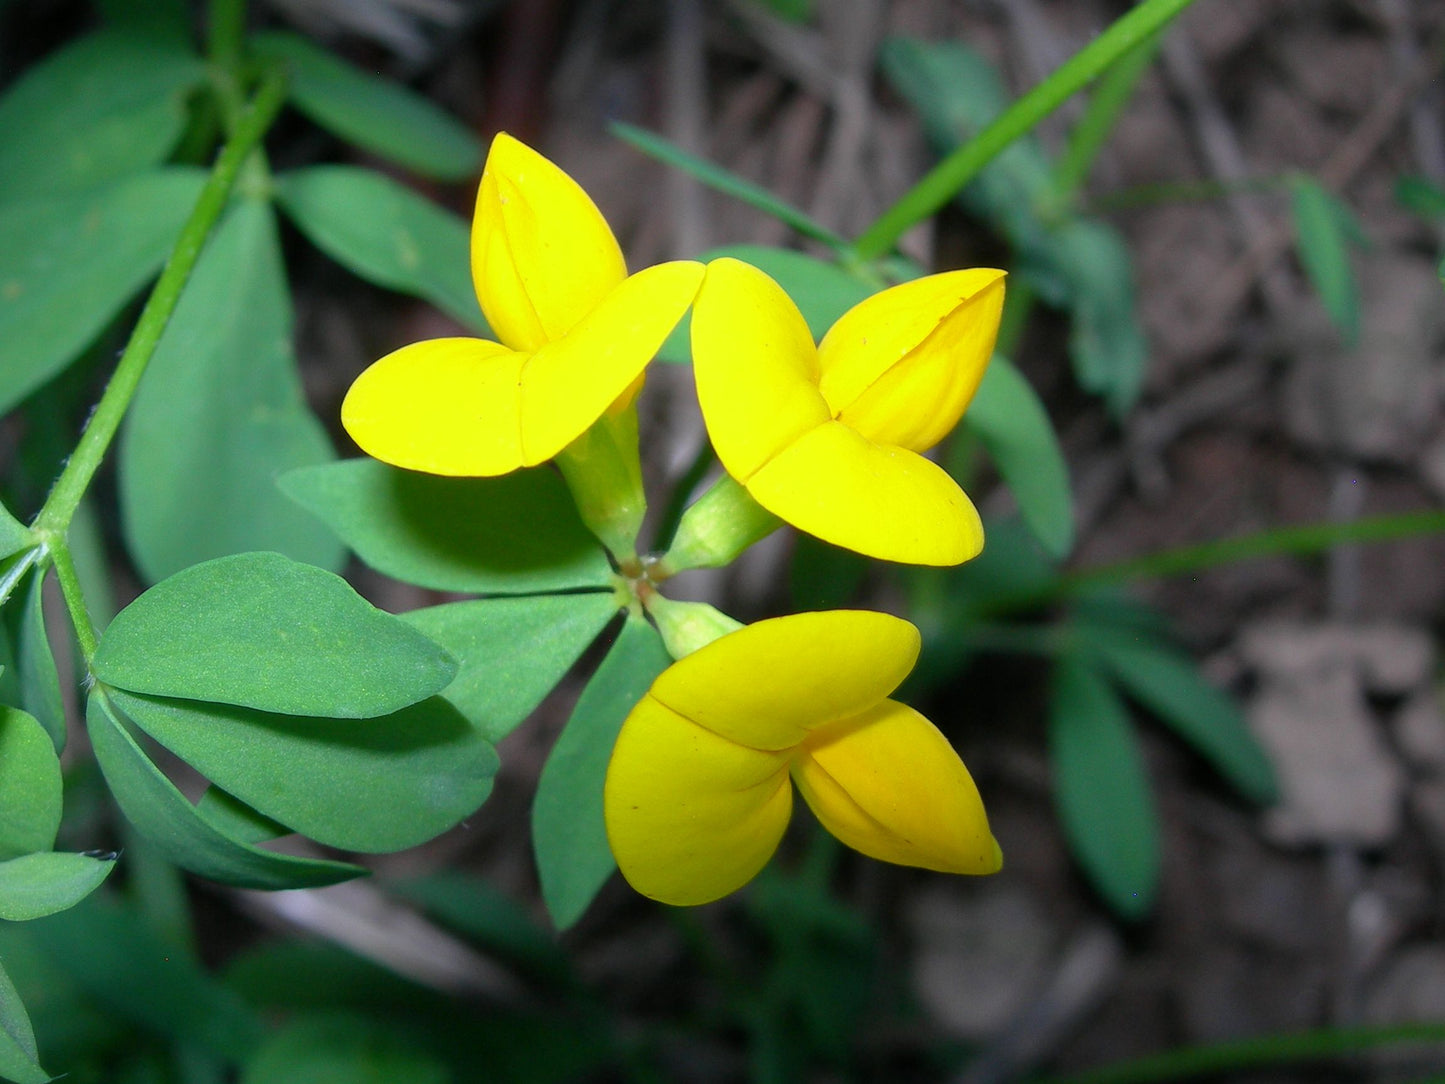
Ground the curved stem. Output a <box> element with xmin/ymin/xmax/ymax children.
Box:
<box><xmin>47</xmin><ymin>539</ymin><xmax>97</xmax><ymax>665</ymax></box>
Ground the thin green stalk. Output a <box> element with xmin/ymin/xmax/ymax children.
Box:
<box><xmin>852</xmin><ymin>0</ymin><xmax>1199</xmax><ymax>259</ymax></box>
<box><xmin>1051</xmin><ymin>28</ymin><xmax>1165</xmax><ymax>208</ymax></box>
<box><xmin>207</xmin><ymin>0</ymin><xmax>247</xmax><ymax>71</ymax></box>
<box><xmin>1086</xmin><ymin>175</ymin><xmax>1285</xmax><ymax>213</ymax></box>
<box><xmin>48</xmin><ymin>540</ymin><xmax>97</xmax><ymax>664</ymax></box>
<box><xmin>1032</xmin><ymin>1020</ymin><xmax>1445</xmax><ymax>1084</ymax></box>
<box><xmin>652</xmin><ymin>440</ymin><xmax>716</xmax><ymax>553</ymax></box>
<box><xmin>31</xmin><ymin>68</ymin><xmax>288</xmax><ymax>545</ymax></box>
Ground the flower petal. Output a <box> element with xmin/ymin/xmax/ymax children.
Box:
<box><xmin>647</xmin><ymin>610</ymin><xmax>920</xmax><ymax>751</ymax></box>
<box><xmin>692</xmin><ymin>257</ymin><xmax>832</xmax><ymax>482</ymax></box>
<box><xmin>793</xmin><ymin>700</ymin><xmax>1002</xmax><ymax>874</ymax></box>
<box><xmin>746</xmin><ymin>420</ymin><xmax>983</xmax><ymax>565</ymax></box>
<box><xmin>818</xmin><ymin>269</ymin><xmax>1006</xmax><ymax>451</ymax></box>
<box><xmin>605</xmin><ymin>694</ymin><xmax>793</xmax><ymax>906</ymax></box>
<box><xmin>519</xmin><ymin>260</ymin><xmax>704</xmax><ymax>465</ymax></box>
<box><xmin>472</xmin><ymin>133</ymin><xmax>628</xmax><ymax>352</ymax></box>
<box><xmin>340</xmin><ymin>337</ymin><xmax>526</xmax><ymax>476</ymax></box>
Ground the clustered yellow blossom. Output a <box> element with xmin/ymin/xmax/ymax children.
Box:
<box><xmin>341</xmin><ymin>133</ymin><xmax>1007</xmax><ymax>905</ymax></box>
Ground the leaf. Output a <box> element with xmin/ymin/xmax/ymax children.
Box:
<box><xmin>403</xmin><ymin>593</ymin><xmax>617</xmax><ymax>743</ymax></box>
<box><xmin>0</xmin><ymin>958</ymin><xmax>49</xmax><ymax>1084</ymax></box>
<box><xmin>85</xmin><ymin>691</ymin><xmax>365</xmax><ymax>890</ymax></box>
<box><xmin>196</xmin><ymin>788</ymin><xmax>289</xmax><ymax>845</ymax></box>
<box><xmin>965</xmin><ymin>356</ymin><xmax>1074</xmax><ymax>557</ymax></box>
<box><xmin>119</xmin><ymin>197</ymin><xmax>344</xmax><ymax>582</ymax></box>
<box><xmin>0</xmin><ymin>31</ymin><xmax>205</xmax><ymax>201</ymax></box>
<box><xmin>1049</xmin><ymin>655</ymin><xmax>1159</xmax><ymax>920</ymax></box>
<box><xmin>533</xmin><ymin>615</ymin><xmax>671</xmax><ymax>929</ymax></box>
<box><xmin>93</xmin><ymin>551</ymin><xmax>457</xmax><ymax>718</ymax></box>
<box><xmin>107</xmin><ymin>689</ymin><xmax>497</xmax><ymax>854</ymax></box>
<box><xmin>4</xmin><ymin>571</ymin><xmax>64</xmax><ymax>755</ymax></box>
<box><xmin>610</xmin><ymin>122</ymin><xmax>846</xmax><ymax>249</ymax></box>
<box><xmin>0</xmin><ymin>505</ymin><xmax>29</xmax><ymax>563</ymax></box>
<box><xmin>251</xmin><ymin>32</ymin><xmax>481</xmax><ymax>181</ymax></box>
<box><xmin>280</xmin><ymin>459</ymin><xmax>614</xmax><ymax>595</ymax></box>
<box><xmin>241</xmin><ymin>1013</ymin><xmax>449</xmax><ymax>1084</ymax></box>
<box><xmin>1086</xmin><ymin>629</ymin><xmax>1278</xmax><ymax>805</ymax></box>
<box><xmin>789</xmin><ymin>533</ymin><xmax>870</xmax><ymax>610</ymax></box>
<box><xmin>0</xmin><ymin>852</ymin><xmax>115</xmax><ymax>922</ymax></box>
<box><xmin>1291</xmin><ymin>176</ymin><xmax>1363</xmax><ymax>345</ymax></box>
<box><xmin>276</xmin><ymin>166</ymin><xmax>485</xmax><ymax>332</ymax></box>
<box><xmin>0</xmin><ymin>707</ymin><xmax>61</xmax><ymax>860</ymax></box>
<box><xmin>0</xmin><ymin>168</ymin><xmax>206</xmax><ymax>417</ymax></box>
<box><xmin>1395</xmin><ymin>175</ymin><xmax>1445</xmax><ymax>220</ymax></box>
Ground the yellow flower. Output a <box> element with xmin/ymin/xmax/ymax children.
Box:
<box><xmin>604</xmin><ymin>610</ymin><xmax>1001</xmax><ymax>906</ymax></box>
<box><xmin>690</xmin><ymin>257</ymin><xmax>1005</xmax><ymax>565</ymax></box>
<box><xmin>341</xmin><ymin>133</ymin><xmax>704</xmax><ymax>477</ymax></box>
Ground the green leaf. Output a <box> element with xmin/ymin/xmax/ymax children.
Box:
<box><xmin>4</xmin><ymin>571</ymin><xmax>64</xmax><ymax>755</ymax></box>
<box><xmin>0</xmin><ymin>852</ymin><xmax>115</xmax><ymax>922</ymax></box>
<box><xmin>93</xmin><ymin>551</ymin><xmax>457</xmax><ymax>718</ymax></box>
<box><xmin>276</xmin><ymin>166</ymin><xmax>485</xmax><ymax>332</ymax></box>
<box><xmin>0</xmin><ymin>168</ymin><xmax>205</xmax><ymax>417</ymax></box>
<box><xmin>1049</xmin><ymin>655</ymin><xmax>1159</xmax><ymax>919</ymax></box>
<box><xmin>0</xmin><ymin>505</ymin><xmax>29</xmax><ymax>563</ymax></box>
<box><xmin>610</xmin><ymin>122</ymin><xmax>846</xmax><ymax>249</ymax></box>
<box><xmin>0</xmin><ymin>31</ymin><xmax>205</xmax><ymax>201</ymax></box>
<box><xmin>965</xmin><ymin>357</ymin><xmax>1074</xmax><ymax>557</ymax></box>
<box><xmin>789</xmin><ymin>533</ymin><xmax>870</xmax><ymax>610</ymax></box>
<box><xmin>1395</xmin><ymin>175</ymin><xmax>1445</xmax><ymax>220</ymax></box>
<box><xmin>1086</xmin><ymin>630</ymin><xmax>1277</xmax><ymax>805</ymax></box>
<box><xmin>119</xmin><ymin>197</ymin><xmax>344</xmax><ymax>582</ymax></box>
<box><xmin>1291</xmin><ymin>176</ymin><xmax>1363</xmax><ymax>345</ymax></box>
<box><xmin>107</xmin><ymin>689</ymin><xmax>497</xmax><ymax>853</ymax></box>
<box><xmin>196</xmin><ymin>788</ymin><xmax>289</xmax><ymax>845</ymax></box>
<box><xmin>0</xmin><ymin>707</ymin><xmax>61</xmax><ymax>860</ymax></box>
<box><xmin>280</xmin><ymin>459</ymin><xmax>614</xmax><ymax>594</ymax></box>
<box><xmin>0</xmin><ymin>958</ymin><xmax>49</xmax><ymax>1084</ymax></box>
<box><xmin>403</xmin><ymin>593</ymin><xmax>617</xmax><ymax>743</ymax></box>
<box><xmin>241</xmin><ymin>1013</ymin><xmax>449</xmax><ymax>1084</ymax></box>
<box><xmin>251</xmin><ymin>32</ymin><xmax>481</xmax><ymax>180</ymax></box>
<box><xmin>85</xmin><ymin>691</ymin><xmax>365</xmax><ymax>889</ymax></box>
<box><xmin>533</xmin><ymin>614</ymin><xmax>671</xmax><ymax>929</ymax></box>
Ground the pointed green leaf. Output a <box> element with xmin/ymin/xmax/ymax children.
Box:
<box><xmin>1049</xmin><ymin>655</ymin><xmax>1159</xmax><ymax>920</ymax></box>
<box><xmin>276</xmin><ymin>166</ymin><xmax>485</xmax><ymax>332</ymax></box>
<box><xmin>0</xmin><ymin>958</ymin><xmax>49</xmax><ymax>1084</ymax></box>
<box><xmin>241</xmin><ymin>1013</ymin><xmax>449</xmax><ymax>1084</ymax></box>
<box><xmin>0</xmin><ymin>505</ymin><xmax>29</xmax><ymax>563</ymax></box>
<box><xmin>534</xmin><ymin>615</ymin><xmax>671</xmax><ymax>929</ymax></box>
<box><xmin>965</xmin><ymin>356</ymin><xmax>1074</xmax><ymax>557</ymax></box>
<box><xmin>0</xmin><ymin>852</ymin><xmax>115</xmax><ymax>922</ymax></box>
<box><xmin>0</xmin><ymin>168</ymin><xmax>206</xmax><ymax>417</ymax></box>
<box><xmin>0</xmin><ymin>31</ymin><xmax>205</xmax><ymax>201</ymax></box>
<box><xmin>86</xmin><ymin>691</ymin><xmax>365</xmax><ymax>889</ymax></box>
<box><xmin>1291</xmin><ymin>176</ymin><xmax>1362</xmax><ymax>345</ymax></box>
<box><xmin>93</xmin><ymin>551</ymin><xmax>456</xmax><ymax>718</ymax></box>
<box><xmin>1087</xmin><ymin>630</ymin><xmax>1277</xmax><ymax>805</ymax></box>
<box><xmin>252</xmin><ymin>32</ymin><xmax>481</xmax><ymax>180</ymax></box>
<box><xmin>4</xmin><ymin>571</ymin><xmax>64</xmax><ymax>755</ymax></box>
<box><xmin>119</xmin><ymin>198</ymin><xmax>343</xmax><ymax>581</ymax></box>
<box><xmin>0</xmin><ymin>707</ymin><xmax>61</xmax><ymax>860</ymax></box>
<box><xmin>403</xmin><ymin>593</ymin><xmax>617</xmax><ymax>742</ymax></box>
<box><xmin>107</xmin><ymin>688</ymin><xmax>496</xmax><ymax>854</ymax></box>
<box><xmin>280</xmin><ymin>459</ymin><xmax>614</xmax><ymax>594</ymax></box>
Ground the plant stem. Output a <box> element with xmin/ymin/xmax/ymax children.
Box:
<box><xmin>31</xmin><ymin>68</ymin><xmax>287</xmax><ymax>545</ymax></box>
<box><xmin>852</xmin><ymin>0</ymin><xmax>1200</xmax><ymax>259</ymax></box>
<box><xmin>207</xmin><ymin>0</ymin><xmax>247</xmax><ymax>71</ymax></box>
<box><xmin>1032</xmin><ymin>1021</ymin><xmax>1445</xmax><ymax>1084</ymax></box>
<box><xmin>48</xmin><ymin>540</ymin><xmax>97</xmax><ymax>665</ymax></box>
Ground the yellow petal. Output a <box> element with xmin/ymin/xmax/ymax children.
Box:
<box><xmin>745</xmin><ymin>420</ymin><xmax>983</xmax><ymax>565</ymax></box>
<box><xmin>605</xmin><ymin>694</ymin><xmax>793</xmax><ymax>906</ymax></box>
<box><xmin>648</xmin><ymin>610</ymin><xmax>920</xmax><ymax>751</ymax></box>
<box><xmin>340</xmin><ymin>337</ymin><xmax>527</xmax><ymax>476</ymax></box>
<box><xmin>818</xmin><ymin>269</ymin><xmax>1006</xmax><ymax>452</ymax></box>
<box><xmin>691</xmin><ymin>257</ymin><xmax>831</xmax><ymax>482</ymax></box>
<box><xmin>519</xmin><ymin>260</ymin><xmax>704</xmax><ymax>465</ymax></box>
<box><xmin>793</xmin><ymin>700</ymin><xmax>1001</xmax><ymax>874</ymax></box>
<box><xmin>472</xmin><ymin>133</ymin><xmax>628</xmax><ymax>352</ymax></box>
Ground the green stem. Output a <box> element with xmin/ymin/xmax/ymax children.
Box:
<box><xmin>852</xmin><ymin>0</ymin><xmax>1199</xmax><ymax>259</ymax></box>
<box><xmin>1051</xmin><ymin>27</ymin><xmax>1165</xmax><ymax>209</ymax></box>
<box><xmin>1086</xmin><ymin>175</ymin><xmax>1286</xmax><ymax>213</ymax></box>
<box><xmin>1031</xmin><ymin>1021</ymin><xmax>1445</xmax><ymax>1084</ymax></box>
<box><xmin>651</xmin><ymin>439</ymin><xmax>716</xmax><ymax>553</ymax></box>
<box><xmin>31</xmin><ymin>69</ymin><xmax>287</xmax><ymax>544</ymax></box>
<box><xmin>48</xmin><ymin>539</ymin><xmax>97</xmax><ymax>665</ymax></box>
<box><xmin>207</xmin><ymin>0</ymin><xmax>246</xmax><ymax>70</ymax></box>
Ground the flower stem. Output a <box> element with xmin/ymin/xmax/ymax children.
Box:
<box><xmin>31</xmin><ymin>67</ymin><xmax>288</xmax><ymax>544</ymax></box>
<box><xmin>851</xmin><ymin>0</ymin><xmax>1200</xmax><ymax>260</ymax></box>
<box><xmin>48</xmin><ymin>539</ymin><xmax>97</xmax><ymax>665</ymax></box>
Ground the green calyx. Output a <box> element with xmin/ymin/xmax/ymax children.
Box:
<box><xmin>657</xmin><ymin>473</ymin><xmax>782</xmax><ymax>575</ymax></box>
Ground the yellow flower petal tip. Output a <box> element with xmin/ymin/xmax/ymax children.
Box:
<box><xmin>604</xmin><ymin>610</ymin><xmax>999</xmax><ymax>906</ymax></box>
<box><xmin>691</xmin><ymin>257</ymin><xmax>1002</xmax><ymax>566</ymax></box>
<box><xmin>341</xmin><ymin>134</ymin><xmax>701</xmax><ymax>480</ymax></box>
